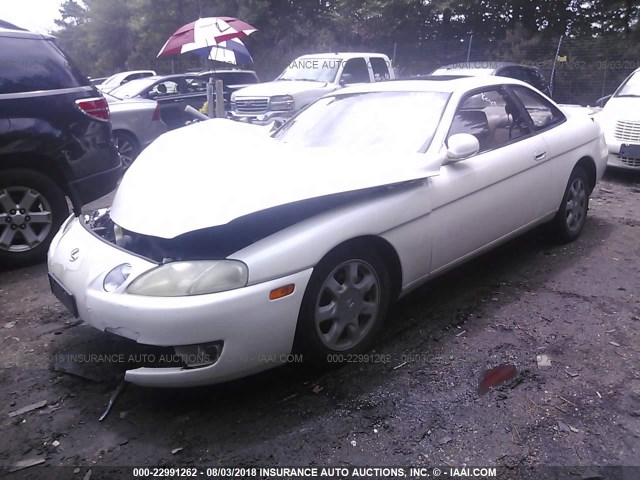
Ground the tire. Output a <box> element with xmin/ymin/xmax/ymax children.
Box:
<box><xmin>293</xmin><ymin>244</ymin><xmax>391</xmax><ymax>366</ymax></box>
<box><xmin>0</xmin><ymin>169</ymin><xmax>69</xmax><ymax>267</ymax></box>
<box><xmin>550</xmin><ymin>166</ymin><xmax>590</xmax><ymax>244</ymax></box>
<box><xmin>113</xmin><ymin>131</ymin><xmax>139</xmax><ymax>170</ymax></box>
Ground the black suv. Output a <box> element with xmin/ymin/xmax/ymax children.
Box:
<box><xmin>430</xmin><ymin>62</ymin><xmax>552</xmax><ymax>97</ymax></box>
<box><xmin>0</xmin><ymin>24</ymin><xmax>122</xmax><ymax>267</ymax></box>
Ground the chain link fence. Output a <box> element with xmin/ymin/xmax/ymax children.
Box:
<box><xmin>131</xmin><ymin>34</ymin><xmax>639</xmax><ymax>106</ymax></box>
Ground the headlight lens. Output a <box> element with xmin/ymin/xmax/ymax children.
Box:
<box><xmin>127</xmin><ymin>260</ymin><xmax>248</xmax><ymax>297</ymax></box>
<box><xmin>269</xmin><ymin>95</ymin><xmax>294</xmax><ymax>111</ymax></box>
<box><xmin>104</xmin><ymin>264</ymin><xmax>132</xmax><ymax>292</ymax></box>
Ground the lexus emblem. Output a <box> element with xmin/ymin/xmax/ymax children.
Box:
<box><xmin>69</xmin><ymin>248</ymin><xmax>80</xmax><ymax>262</ymax></box>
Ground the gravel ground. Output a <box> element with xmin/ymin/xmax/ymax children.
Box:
<box><xmin>0</xmin><ymin>170</ymin><xmax>639</xmax><ymax>480</ymax></box>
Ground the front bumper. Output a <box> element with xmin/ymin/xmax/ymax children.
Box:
<box><xmin>606</xmin><ymin>151</ymin><xmax>640</xmax><ymax>170</ymax></box>
<box><xmin>604</xmin><ymin>134</ymin><xmax>640</xmax><ymax>170</ymax></box>
<box><xmin>228</xmin><ymin>110</ymin><xmax>294</xmax><ymax>126</ymax></box>
<box><xmin>47</xmin><ymin>218</ymin><xmax>312</xmax><ymax>387</ymax></box>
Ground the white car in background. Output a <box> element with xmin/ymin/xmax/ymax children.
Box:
<box><xmin>97</xmin><ymin>70</ymin><xmax>156</xmax><ymax>94</ymax></box>
<box><xmin>48</xmin><ymin>77</ymin><xmax>606</xmax><ymax>387</ymax></box>
<box><xmin>230</xmin><ymin>52</ymin><xmax>395</xmax><ymax>125</ymax></box>
<box><xmin>596</xmin><ymin>67</ymin><xmax>640</xmax><ymax>170</ymax></box>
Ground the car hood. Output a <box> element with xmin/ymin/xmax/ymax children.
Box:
<box><xmin>110</xmin><ymin>119</ymin><xmax>441</xmax><ymax>239</ymax></box>
<box><xmin>233</xmin><ymin>80</ymin><xmax>331</xmax><ymax>97</ymax></box>
<box><xmin>601</xmin><ymin>96</ymin><xmax>640</xmax><ymax>120</ymax></box>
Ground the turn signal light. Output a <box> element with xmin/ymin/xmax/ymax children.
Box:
<box><xmin>269</xmin><ymin>284</ymin><xmax>295</xmax><ymax>300</ymax></box>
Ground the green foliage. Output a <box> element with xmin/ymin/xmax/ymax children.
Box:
<box><xmin>52</xmin><ymin>0</ymin><xmax>639</xmax><ymax>100</ymax></box>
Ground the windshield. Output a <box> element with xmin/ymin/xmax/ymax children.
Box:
<box><xmin>276</xmin><ymin>58</ymin><xmax>341</xmax><ymax>83</ymax></box>
<box><xmin>101</xmin><ymin>73</ymin><xmax>125</xmax><ymax>87</ymax></box>
<box><xmin>614</xmin><ymin>70</ymin><xmax>640</xmax><ymax>97</ymax></box>
<box><xmin>109</xmin><ymin>77</ymin><xmax>157</xmax><ymax>99</ymax></box>
<box><xmin>274</xmin><ymin>91</ymin><xmax>450</xmax><ymax>152</ymax></box>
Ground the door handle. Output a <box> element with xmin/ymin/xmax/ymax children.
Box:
<box><xmin>534</xmin><ymin>150</ymin><xmax>547</xmax><ymax>161</ymax></box>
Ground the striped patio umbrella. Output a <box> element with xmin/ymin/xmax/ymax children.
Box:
<box><xmin>157</xmin><ymin>17</ymin><xmax>257</xmax><ymax>57</ymax></box>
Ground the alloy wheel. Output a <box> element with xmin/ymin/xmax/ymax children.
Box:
<box><xmin>314</xmin><ymin>259</ymin><xmax>381</xmax><ymax>351</ymax></box>
<box><xmin>565</xmin><ymin>177</ymin><xmax>587</xmax><ymax>232</ymax></box>
<box><xmin>0</xmin><ymin>187</ymin><xmax>53</xmax><ymax>252</ymax></box>
<box><xmin>115</xmin><ymin>135</ymin><xmax>136</xmax><ymax>169</ymax></box>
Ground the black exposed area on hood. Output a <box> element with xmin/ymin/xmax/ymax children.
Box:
<box><xmin>85</xmin><ymin>185</ymin><xmax>406</xmax><ymax>263</ymax></box>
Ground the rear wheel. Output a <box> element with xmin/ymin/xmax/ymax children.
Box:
<box><xmin>294</xmin><ymin>245</ymin><xmax>390</xmax><ymax>365</ymax></box>
<box><xmin>113</xmin><ymin>131</ymin><xmax>139</xmax><ymax>170</ymax></box>
<box><xmin>550</xmin><ymin>166</ymin><xmax>589</xmax><ymax>243</ymax></box>
<box><xmin>0</xmin><ymin>169</ymin><xmax>68</xmax><ymax>267</ymax></box>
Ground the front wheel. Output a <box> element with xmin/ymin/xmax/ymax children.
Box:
<box><xmin>550</xmin><ymin>166</ymin><xmax>590</xmax><ymax>243</ymax></box>
<box><xmin>294</xmin><ymin>245</ymin><xmax>390</xmax><ymax>365</ymax></box>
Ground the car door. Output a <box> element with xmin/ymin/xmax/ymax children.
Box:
<box><xmin>508</xmin><ymin>85</ymin><xmax>571</xmax><ymax>214</ymax></box>
<box><xmin>427</xmin><ymin>86</ymin><xmax>554</xmax><ymax>274</ymax></box>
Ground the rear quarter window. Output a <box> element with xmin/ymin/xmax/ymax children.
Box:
<box><xmin>510</xmin><ymin>86</ymin><xmax>565</xmax><ymax>131</ymax></box>
<box><xmin>0</xmin><ymin>36</ymin><xmax>89</xmax><ymax>94</ymax></box>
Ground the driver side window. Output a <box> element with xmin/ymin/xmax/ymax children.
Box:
<box><xmin>149</xmin><ymin>80</ymin><xmax>178</xmax><ymax>96</ymax></box>
<box><xmin>448</xmin><ymin>88</ymin><xmax>531</xmax><ymax>153</ymax></box>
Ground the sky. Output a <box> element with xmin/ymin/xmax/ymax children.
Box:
<box><xmin>1</xmin><ymin>0</ymin><xmax>66</xmax><ymax>33</ymax></box>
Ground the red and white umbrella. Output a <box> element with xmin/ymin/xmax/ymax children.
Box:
<box><xmin>157</xmin><ymin>17</ymin><xmax>257</xmax><ymax>57</ymax></box>
<box><xmin>208</xmin><ymin>38</ymin><xmax>253</xmax><ymax>65</ymax></box>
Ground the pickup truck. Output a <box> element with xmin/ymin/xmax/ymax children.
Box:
<box><xmin>229</xmin><ymin>52</ymin><xmax>395</xmax><ymax>125</ymax></box>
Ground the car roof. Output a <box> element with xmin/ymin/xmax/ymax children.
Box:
<box><xmin>0</xmin><ymin>24</ymin><xmax>54</xmax><ymax>40</ymax></box>
<box><xmin>437</xmin><ymin>61</ymin><xmax>527</xmax><ymax>70</ymax></box>
<box><xmin>107</xmin><ymin>70</ymin><xmax>156</xmax><ymax>80</ymax></box>
<box><xmin>196</xmin><ymin>69</ymin><xmax>257</xmax><ymax>75</ymax></box>
<box><xmin>295</xmin><ymin>52</ymin><xmax>390</xmax><ymax>60</ymax></box>
<box><xmin>337</xmin><ymin>76</ymin><xmax>533</xmax><ymax>95</ymax></box>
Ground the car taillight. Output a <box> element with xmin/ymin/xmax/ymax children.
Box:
<box><xmin>152</xmin><ymin>104</ymin><xmax>161</xmax><ymax>122</ymax></box>
<box><xmin>75</xmin><ymin>97</ymin><xmax>110</xmax><ymax>121</ymax></box>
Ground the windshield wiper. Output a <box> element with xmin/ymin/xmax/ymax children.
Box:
<box><xmin>615</xmin><ymin>94</ymin><xmax>640</xmax><ymax>98</ymax></box>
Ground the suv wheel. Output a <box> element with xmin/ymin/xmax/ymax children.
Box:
<box><xmin>0</xmin><ymin>169</ymin><xmax>69</xmax><ymax>267</ymax></box>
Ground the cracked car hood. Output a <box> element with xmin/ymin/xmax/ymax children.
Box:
<box><xmin>110</xmin><ymin>119</ymin><xmax>441</xmax><ymax>239</ymax></box>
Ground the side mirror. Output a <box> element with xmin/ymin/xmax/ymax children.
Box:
<box><xmin>596</xmin><ymin>94</ymin><xmax>612</xmax><ymax>108</ymax></box>
<box><xmin>446</xmin><ymin>133</ymin><xmax>480</xmax><ymax>162</ymax></box>
<box><xmin>340</xmin><ymin>73</ymin><xmax>354</xmax><ymax>86</ymax></box>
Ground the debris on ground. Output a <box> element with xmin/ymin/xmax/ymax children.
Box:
<box><xmin>98</xmin><ymin>380</ymin><xmax>126</xmax><ymax>422</ymax></box>
<box><xmin>9</xmin><ymin>457</ymin><xmax>46</xmax><ymax>472</ymax></box>
<box><xmin>8</xmin><ymin>400</ymin><xmax>47</xmax><ymax>418</ymax></box>
<box><xmin>536</xmin><ymin>354</ymin><xmax>552</xmax><ymax>369</ymax></box>
<box><xmin>171</xmin><ymin>447</ymin><xmax>183</xmax><ymax>454</ymax></box>
<box><xmin>478</xmin><ymin>364</ymin><xmax>517</xmax><ymax>394</ymax></box>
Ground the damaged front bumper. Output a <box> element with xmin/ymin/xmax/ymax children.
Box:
<box><xmin>47</xmin><ymin>214</ymin><xmax>312</xmax><ymax>387</ymax></box>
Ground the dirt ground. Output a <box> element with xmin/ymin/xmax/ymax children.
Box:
<box><xmin>0</xmin><ymin>169</ymin><xmax>639</xmax><ymax>480</ymax></box>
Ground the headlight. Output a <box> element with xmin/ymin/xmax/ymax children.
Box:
<box><xmin>127</xmin><ymin>260</ymin><xmax>248</xmax><ymax>297</ymax></box>
<box><xmin>104</xmin><ymin>264</ymin><xmax>132</xmax><ymax>292</ymax></box>
<box><xmin>269</xmin><ymin>95</ymin><xmax>294</xmax><ymax>111</ymax></box>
